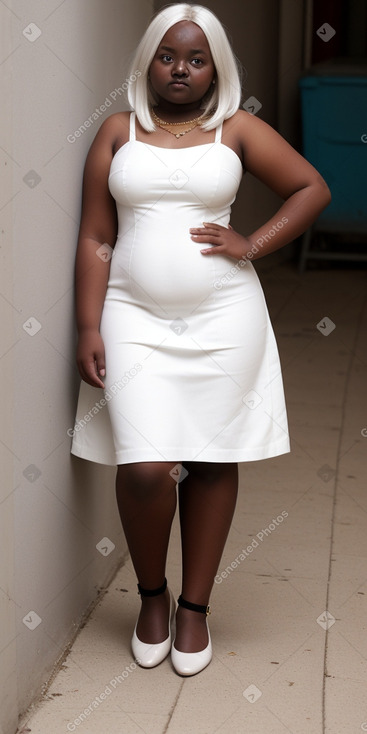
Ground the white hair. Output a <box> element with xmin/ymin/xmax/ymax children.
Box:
<box><xmin>127</xmin><ymin>3</ymin><xmax>243</xmax><ymax>132</ymax></box>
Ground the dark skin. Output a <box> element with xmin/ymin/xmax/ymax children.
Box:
<box><xmin>148</xmin><ymin>17</ymin><xmax>217</xmax><ymax>119</ymax></box>
<box><xmin>74</xmin><ymin>21</ymin><xmax>331</xmax><ymax>655</ymax></box>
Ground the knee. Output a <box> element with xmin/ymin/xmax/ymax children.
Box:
<box><xmin>116</xmin><ymin>462</ymin><xmax>177</xmax><ymax>501</ymax></box>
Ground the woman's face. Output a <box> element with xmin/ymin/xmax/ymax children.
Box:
<box><xmin>149</xmin><ymin>21</ymin><xmax>216</xmax><ymax>109</ymax></box>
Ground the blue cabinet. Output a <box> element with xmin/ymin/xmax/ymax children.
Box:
<box><xmin>298</xmin><ymin>64</ymin><xmax>367</xmax><ymax>269</ymax></box>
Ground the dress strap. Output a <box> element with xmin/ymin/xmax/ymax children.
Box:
<box><xmin>129</xmin><ymin>111</ymin><xmax>136</xmax><ymax>141</ymax></box>
<box><xmin>214</xmin><ymin>121</ymin><xmax>223</xmax><ymax>144</ymax></box>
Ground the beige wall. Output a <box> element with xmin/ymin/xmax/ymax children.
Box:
<box><xmin>1</xmin><ymin>10</ymin><xmax>17</xmax><ymax>732</ymax></box>
<box><xmin>0</xmin><ymin>2</ymin><xmax>152</xmax><ymax>732</ymax></box>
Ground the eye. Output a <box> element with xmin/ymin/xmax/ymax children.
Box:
<box><xmin>192</xmin><ymin>58</ymin><xmax>204</xmax><ymax>66</ymax></box>
<box><xmin>161</xmin><ymin>54</ymin><xmax>173</xmax><ymax>63</ymax></box>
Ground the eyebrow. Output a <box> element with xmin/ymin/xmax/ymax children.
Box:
<box><xmin>159</xmin><ymin>45</ymin><xmax>207</xmax><ymax>55</ymax></box>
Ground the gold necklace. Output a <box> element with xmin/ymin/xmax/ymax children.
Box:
<box><xmin>151</xmin><ymin>107</ymin><xmax>207</xmax><ymax>138</ymax></box>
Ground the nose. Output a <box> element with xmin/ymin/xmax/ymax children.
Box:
<box><xmin>172</xmin><ymin>59</ymin><xmax>188</xmax><ymax>77</ymax></box>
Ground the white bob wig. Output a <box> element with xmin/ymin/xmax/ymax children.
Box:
<box><xmin>127</xmin><ymin>3</ymin><xmax>242</xmax><ymax>132</ymax></box>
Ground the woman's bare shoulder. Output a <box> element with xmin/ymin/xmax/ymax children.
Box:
<box><xmin>96</xmin><ymin>110</ymin><xmax>132</xmax><ymax>150</ymax></box>
<box><xmin>225</xmin><ymin>108</ymin><xmax>273</xmax><ymax>137</ymax></box>
<box><xmin>82</xmin><ymin>111</ymin><xmax>132</xmax><ymax>176</ymax></box>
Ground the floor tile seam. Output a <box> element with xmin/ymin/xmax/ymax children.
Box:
<box><xmin>322</xmin><ymin>284</ymin><xmax>367</xmax><ymax>731</ymax></box>
<box><xmin>162</xmin><ymin>679</ymin><xmax>185</xmax><ymax>733</ymax></box>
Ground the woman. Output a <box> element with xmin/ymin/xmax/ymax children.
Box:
<box><xmin>70</xmin><ymin>3</ymin><xmax>331</xmax><ymax>676</ymax></box>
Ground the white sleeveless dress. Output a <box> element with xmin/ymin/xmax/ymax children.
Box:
<box><xmin>70</xmin><ymin>112</ymin><xmax>290</xmax><ymax>465</ymax></box>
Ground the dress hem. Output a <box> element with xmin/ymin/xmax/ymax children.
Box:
<box><xmin>70</xmin><ymin>439</ymin><xmax>291</xmax><ymax>467</ymax></box>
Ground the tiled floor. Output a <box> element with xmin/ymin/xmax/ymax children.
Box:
<box><xmin>18</xmin><ymin>259</ymin><xmax>367</xmax><ymax>734</ymax></box>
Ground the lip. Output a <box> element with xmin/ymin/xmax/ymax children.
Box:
<box><xmin>170</xmin><ymin>81</ymin><xmax>189</xmax><ymax>87</ymax></box>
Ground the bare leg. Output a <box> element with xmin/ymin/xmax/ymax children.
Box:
<box><xmin>115</xmin><ymin>462</ymin><xmax>177</xmax><ymax>643</ymax></box>
<box><xmin>175</xmin><ymin>461</ymin><xmax>238</xmax><ymax>652</ymax></box>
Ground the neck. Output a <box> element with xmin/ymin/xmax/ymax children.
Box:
<box><xmin>152</xmin><ymin>100</ymin><xmax>205</xmax><ymax>122</ymax></box>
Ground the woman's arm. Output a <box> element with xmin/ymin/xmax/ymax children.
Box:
<box><xmin>190</xmin><ymin>110</ymin><xmax>331</xmax><ymax>260</ymax></box>
<box><xmin>74</xmin><ymin>115</ymin><xmax>120</xmax><ymax>388</ymax></box>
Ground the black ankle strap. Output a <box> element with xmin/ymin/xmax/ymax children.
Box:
<box><xmin>137</xmin><ymin>578</ymin><xmax>167</xmax><ymax>597</ymax></box>
<box><xmin>177</xmin><ymin>594</ymin><xmax>211</xmax><ymax>616</ymax></box>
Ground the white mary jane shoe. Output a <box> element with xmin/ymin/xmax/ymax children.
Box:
<box><xmin>171</xmin><ymin>595</ymin><xmax>213</xmax><ymax>677</ymax></box>
<box><xmin>131</xmin><ymin>578</ymin><xmax>175</xmax><ymax>669</ymax></box>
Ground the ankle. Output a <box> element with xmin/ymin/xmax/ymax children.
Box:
<box><xmin>177</xmin><ymin>594</ymin><xmax>210</xmax><ymax>616</ymax></box>
<box><xmin>174</xmin><ymin>606</ymin><xmax>209</xmax><ymax>653</ymax></box>
<box><xmin>176</xmin><ymin>605</ymin><xmax>208</xmax><ymax>623</ymax></box>
<box><xmin>139</xmin><ymin>588</ymin><xmax>169</xmax><ymax>609</ymax></box>
<box><xmin>137</xmin><ymin>577</ymin><xmax>167</xmax><ymax>597</ymax></box>
<box><xmin>136</xmin><ymin>587</ymin><xmax>172</xmax><ymax>644</ymax></box>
